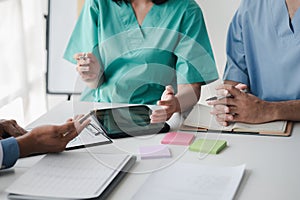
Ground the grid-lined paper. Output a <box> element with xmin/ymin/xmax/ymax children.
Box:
<box><xmin>6</xmin><ymin>152</ymin><xmax>132</xmax><ymax>199</ymax></box>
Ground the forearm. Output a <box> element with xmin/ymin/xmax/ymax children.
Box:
<box><xmin>267</xmin><ymin>100</ymin><xmax>300</xmax><ymax>121</ymax></box>
<box><xmin>225</xmin><ymin>80</ymin><xmax>300</xmax><ymax>121</ymax></box>
<box><xmin>175</xmin><ymin>83</ymin><xmax>202</xmax><ymax>113</ymax></box>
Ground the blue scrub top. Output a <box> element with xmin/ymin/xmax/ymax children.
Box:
<box><xmin>64</xmin><ymin>0</ymin><xmax>218</xmax><ymax>104</ymax></box>
<box><xmin>224</xmin><ymin>0</ymin><xmax>300</xmax><ymax>101</ymax></box>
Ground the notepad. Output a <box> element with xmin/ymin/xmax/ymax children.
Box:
<box><xmin>182</xmin><ymin>104</ymin><xmax>292</xmax><ymax>136</ymax></box>
<box><xmin>139</xmin><ymin>145</ymin><xmax>171</xmax><ymax>159</ymax></box>
<box><xmin>189</xmin><ymin>139</ymin><xmax>227</xmax><ymax>154</ymax></box>
<box><xmin>161</xmin><ymin>132</ymin><xmax>195</xmax><ymax>146</ymax></box>
<box><xmin>6</xmin><ymin>152</ymin><xmax>136</xmax><ymax>200</ymax></box>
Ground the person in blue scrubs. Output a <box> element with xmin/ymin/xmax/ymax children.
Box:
<box><xmin>0</xmin><ymin>117</ymin><xmax>89</xmax><ymax>170</ymax></box>
<box><xmin>64</xmin><ymin>0</ymin><xmax>219</xmax><ymax>122</ymax></box>
<box><xmin>208</xmin><ymin>0</ymin><xmax>300</xmax><ymax>125</ymax></box>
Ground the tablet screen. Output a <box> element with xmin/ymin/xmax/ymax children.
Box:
<box><xmin>92</xmin><ymin>105</ymin><xmax>169</xmax><ymax>138</ymax></box>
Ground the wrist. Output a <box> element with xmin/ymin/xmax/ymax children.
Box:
<box><xmin>174</xmin><ymin>96</ymin><xmax>182</xmax><ymax>113</ymax></box>
<box><xmin>16</xmin><ymin>133</ymin><xmax>36</xmax><ymax>157</ymax></box>
<box><xmin>85</xmin><ymin>73</ymin><xmax>104</xmax><ymax>89</ymax></box>
<box><xmin>264</xmin><ymin>101</ymin><xmax>280</xmax><ymax>121</ymax></box>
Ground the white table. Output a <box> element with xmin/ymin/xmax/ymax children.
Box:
<box><xmin>1</xmin><ymin>101</ymin><xmax>300</xmax><ymax>200</ymax></box>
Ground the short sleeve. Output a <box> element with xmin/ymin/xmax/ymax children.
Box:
<box><xmin>174</xmin><ymin>1</ymin><xmax>218</xmax><ymax>85</ymax></box>
<box><xmin>0</xmin><ymin>141</ymin><xmax>3</xmax><ymax>169</ymax></box>
<box><xmin>64</xmin><ymin>0</ymin><xmax>100</xmax><ymax>64</ymax></box>
<box><xmin>1</xmin><ymin>137</ymin><xmax>20</xmax><ymax>170</ymax></box>
<box><xmin>223</xmin><ymin>4</ymin><xmax>249</xmax><ymax>85</ymax></box>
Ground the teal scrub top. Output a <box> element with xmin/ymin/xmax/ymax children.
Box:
<box><xmin>64</xmin><ymin>0</ymin><xmax>218</xmax><ymax>104</ymax></box>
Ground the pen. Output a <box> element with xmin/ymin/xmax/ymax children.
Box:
<box><xmin>206</xmin><ymin>89</ymin><xmax>249</xmax><ymax>101</ymax></box>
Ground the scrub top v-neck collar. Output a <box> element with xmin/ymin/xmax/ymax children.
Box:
<box><xmin>270</xmin><ymin>0</ymin><xmax>300</xmax><ymax>40</ymax></box>
<box><xmin>117</xmin><ymin>2</ymin><xmax>161</xmax><ymax>30</ymax></box>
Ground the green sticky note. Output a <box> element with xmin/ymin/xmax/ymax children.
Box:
<box><xmin>189</xmin><ymin>139</ymin><xmax>227</xmax><ymax>154</ymax></box>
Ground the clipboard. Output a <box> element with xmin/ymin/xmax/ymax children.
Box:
<box><xmin>66</xmin><ymin>116</ymin><xmax>113</xmax><ymax>150</ymax></box>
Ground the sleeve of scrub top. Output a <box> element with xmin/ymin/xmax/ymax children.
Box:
<box><xmin>63</xmin><ymin>0</ymin><xmax>100</xmax><ymax>64</ymax></box>
<box><xmin>174</xmin><ymin>2</ymin><xmax>219</xmax><ymax>85</ymax></box>
<box><xmin>0</xmin><ymin>137</ymin><xmax>20</xmax><ymax>170</ymax></box>
<box><xmin>223</xmin><ymin>4</ymin><xmax>249</xmax><ymax>86</ymax></box>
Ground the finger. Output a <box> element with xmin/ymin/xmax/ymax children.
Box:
<box><xmin>157</xmin><ymin>99</ymin><xmax>173</xmax><ymax>106</ymax></box>
<box><xmin>78</xmin><ymin>58</ymin><xmax>91</xmax><ymax>65</ymax></box>
<box><xmin>208</xmin><ymin>97</ymin><xmax>236</xmax><ymax>106</ymax></box>
<box><xmin>76</xmin><ymin>66</ymin><xmax>90</xmax><ymax>72</ymax></box>
<box><xmin>235</xmin><ymin>83</ymin><xmax>248</xmax><ymax>90</ymax></box>
<box><xmin>74</xmin><ymin>114</ymin><xmax>85</xmax><ymax>121</ymax></box>
<box><xmin>5</xmin><ymin>127</ymin><xmax>20</xmax><ymax>137</ymax></box>
<box><xmin>80</xmin><ymin>119</ymin><xmax>90</xmax><ymax>129</ymax></box>
<box><xmin>13</xmin><ymin>124</ymin><xmax>27</xmax><ymax>135</ymax></box>
<box><xmin>73</xmin><ymin>52</ymin><xmax>86</xmax><ymax>60</ymax></box>
<box><xmin>75</xmin><ymin>119</ymin><xmax>90</xmax><ymax>134</ymax></box>
<box><xmin>151</xmin><ymin>109</ymin><xmax>168</xmax><ymax>115</ymax></box>
<box><xmin>165</xmin><ymin>85</ymin><xmax>174</xmax><ymax>95</ymax></box>
<box><xmin>215</xmin><ymin>89</ymin><xmax>231</xmax><ymax>97</ymax></box>
<box><xmin>150</xmin><ymin>112</ymin><xmax>168</xmax><ymax>119</ymax></box>
<box><xmin>7</xmin><ymin>120</ymin><xmax>26</xmax><ymax>135</ymax></box>
<box><xmin>215</xmin><ymin>116</ymin><xmax>229</xmax><ymax>127</ymax></box>
<box><xmin>214</xmin><ymin>105</ymin><xmax>230</xmax><ymax>113</ymax></box>
<box><xmin>150</xmin><ymin>115</ymin><xmax>167</xmax><ymax>123</ymax></box>
<box><xmin>216</xmin><ymin>84</ymin><xmax>244</xmax><ymax>97</ymax></box>
<box><xmin>216</xmin><ymin>113</ymin><xmax>234</xmax><ymax>122</ymax></box>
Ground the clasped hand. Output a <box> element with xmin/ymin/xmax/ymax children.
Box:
<box><xmin>207</xmin><ymin>84</ymin><xmax>268</xmax><ymax>126</ymax></box>
<box><xmin>0</xmin><ymin>119</ymin><xmax>27</xmax><ymax>139</ymax></box>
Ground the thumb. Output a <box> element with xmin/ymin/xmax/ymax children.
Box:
<box><xmin>165</xmin><ymin>85</ymin><xmax>174</xmax><ymax>95</ymax></box>
<box><xmin>235</xmin><ymin>83</ymin><xmax>248</xmax><ymax>90</ymax></box>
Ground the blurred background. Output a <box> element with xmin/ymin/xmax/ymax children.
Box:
<box><xmin>0</xmin><ymin>0</ymin><xmax>240</xmax><ymax>127</ymax></box>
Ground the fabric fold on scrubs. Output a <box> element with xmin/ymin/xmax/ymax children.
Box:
<box><xmin>64</xmin><ymin>0</ymin><xmax>218</xmax><ymax>104</ymax></box>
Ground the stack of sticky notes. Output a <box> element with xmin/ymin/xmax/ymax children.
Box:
<box><xmin>161</xmin><ymin>132</ymin><xmax>195</xmax><ymax>146</ymax></box>
<box><xmin>189</xmin><ymin>139</ymin><xmax>227</xmax><ymax>154</ymax></box>
<box><xmin>138</xmin><ymin>132</ymin><xmax>227</xmax><ymax>160</ymax></box>
<box><xmin>139</xmin><ymin>145</ymin><xmax>172</xmax><ymax>160</ymax></box>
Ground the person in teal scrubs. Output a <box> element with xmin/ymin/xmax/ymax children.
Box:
<box><xmin>208</xmin><ymin>0</ymin><xmax>300</xmax><ymax>125</ymax></box>
<box><xmin>64</xmin><ymin>0</ymin><xmax>218</xmax><ymax>122</ymax></box>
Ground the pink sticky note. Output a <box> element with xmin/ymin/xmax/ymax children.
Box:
<box><xmin>161</xmin><ymin>132</ymin><xmax>195</xmax><ymax>146</ymax></box>
<box><xmin>139</xmin><ymin>145</ymin><xmax>171</xmax><ymax>159</ymax></box>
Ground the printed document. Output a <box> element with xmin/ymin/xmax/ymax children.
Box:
<box><xmin>132</xmin><ymin>163</ymin><xmax>245</xmax><ymax>200</ymax></box>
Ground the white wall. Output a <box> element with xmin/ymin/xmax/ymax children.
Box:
<box><xmin>196</xmin><ymin>0</ymin><xmax>240</xmax><ymax>103</ymax></box>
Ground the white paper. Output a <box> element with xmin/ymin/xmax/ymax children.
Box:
<box><xmin>6</xmin><ymin>152</ymin><xmax>133</xmax><ymax>199</ymax></box>
<box><xmin>184</xmin><ymin>104</ymin><xmax>233</xmax><ymax>131</ymax></box>
<box><xmin>66</xmin><ymin>117</ymin><xmax>111</xmax><ymax>149</ymax></box>
<box><xmin>132</xmin><ymin>163</ymin><xmax>245</xmax><ymax>200</ymax></box>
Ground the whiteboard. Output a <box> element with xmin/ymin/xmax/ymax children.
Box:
<box><xmin>46</xmin><ymin>0</ymin><xmax>85</xmax><ymax>94</ymax></box>
<box><xmin>46</xmin><ymin>0</ymin><xmax>240</xmax><ymax>95</ymax></box>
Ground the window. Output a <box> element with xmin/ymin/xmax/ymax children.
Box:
<box><xmin>0</xmin><ymin>0</ymin><xmax>48</xmax><ymax>126</ymax></box>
